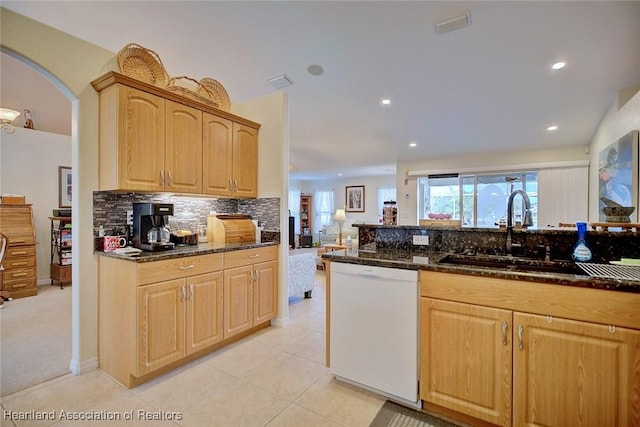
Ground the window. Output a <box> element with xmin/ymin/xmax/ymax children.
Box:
<box><xmin>288</xmin><ymin>189</ymin><xmax>301</xmax><ymax>232</ymax></box>
<box><xmin>418</xmin><ymin>171</ymin><xmax>538</xmax><ymax>227</ymax></box>
<box><xmin>377</xmin><ymin>187</ymin><xmax>397</xmax><ymax>223</ymax></box>
<box><xmin>314</xmin><ymin>190</ymin><xmax>334</xmax><ymax>232</ymax></box>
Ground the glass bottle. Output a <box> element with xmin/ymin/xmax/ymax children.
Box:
<box><xmin>572</xmin><ymin>222</ymin><xmax>592</xmax><ymax>262</ymax></box>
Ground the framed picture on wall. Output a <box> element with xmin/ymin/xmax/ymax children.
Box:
<box><xmin>345</xmin><ymin>185</ymin><xmax>365</xmax><ymax>212</ymax></box>
<box><xmin>58</xmin><ymin>166</ymin><xmax>72</xmax><ymax>208</ymax></box>
<box><xmin>598</xmin><ymin>130</ymin><xmax>639</xmax><ymax>222</ymax></box>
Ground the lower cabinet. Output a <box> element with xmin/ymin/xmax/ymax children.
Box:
<box><xmin>223</xmin><ymin>246</ymin><xmax>278</xmax><ymax>338</ymax></box>
<box><xmin>98</xmin><ymin>246</ymin><xmax>278</xmax><ymax>388</ymax></box>
<box><xmin>137</xmin><ymin>272</ymin><xmax>223</xmax><ymax>376</ymax></box>
<box><xmin>420</xmin><ymin>271</ymin><xmax>640</xmax><ymax>427</ymax></box>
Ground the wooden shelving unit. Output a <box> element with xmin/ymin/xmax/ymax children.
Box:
<box><xmin>299</xmin><ymin>194</ymin><xmax>312</xmax><ymax>248</ymax></box>
<box><xmin>49</xmin><ymin>216</ymin><xmax>71</xmax><ymax>289</ymax></box>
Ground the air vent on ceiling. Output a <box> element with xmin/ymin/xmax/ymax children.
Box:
<box><xmin>435</xmin><ymin>11</ymin><xmax>471</xmax><ymax>34</ymax></box>
<box><xmin>268</xmin><ymin>74</ymin><xmax>294</xmax><ymax>89</ymax></box>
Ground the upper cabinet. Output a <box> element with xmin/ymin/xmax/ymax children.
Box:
<box><xmin>92</xmin><ymin>72</ymin><xmax>260</xmax><ymax>197</ymax></box>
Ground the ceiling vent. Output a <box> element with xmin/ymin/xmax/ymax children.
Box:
<box><xmin>268</xmin><ymin>74</ymin><xmax>294</xmax><ymax>89</ymax></box>
<box><xmin>435</xmin><ymin>11</ymin><xmax>471</xmax><ymax>34</ymax></box>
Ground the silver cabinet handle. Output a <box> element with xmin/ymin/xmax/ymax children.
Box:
<box><xmin>250</xmin><ymin>271</ymin><xmax>254</xmax><ymax>283</ymax></box>
<box><xmin>179</xmin><ymin>264</ymin><xmax>196</xmax><ymax>270</ymax></box>
<box><xmin>189</xmin><ymin>283</ymin><xmax>194</xmax><ymax>301</ymax></box>
<box><xmin>255</xmin><ymin>270</ymin><xmax>260</xmax><ymax>282</ymax></box>
<box><xmin>249</xmin><ymin>254</ymin><xmax>260</xmax><ymax>259</ymax></box>
<box><xmin>233</xmin><ymin>179</ymin><xmax>238</xmax><ymax>193</ymax></box>
<box><xmin>168</xmin><ymin>171</ymin><xmax>174</xmax><ymax>186</ymax></box>
<box><xmin>228</xmin><ymin>179</ymin><xmax>233</xmax><ymax>192</ymax></box>
<box><xmin>517</xmin><ymin>324</ymin><xmax>524</xmax><ymax>350</ymax></box>
<box><xmin>181</xmin><ymin>285</ymin><xmax>186</xmax><ymax>303</ymax></box>
<box><xmin>501</xmin><ymin>321</ymin><xmax>508</xmax><ymax>345</ymax></box>
<box><xmin>160</xmin><ymin>170</ymin><xmax>165</xmax><ymax>186</ymax></box>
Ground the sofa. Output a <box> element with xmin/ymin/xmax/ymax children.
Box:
<box><xmin>318</xmin><ymin>222</ymin><xmax>359</xmax><ymax>247</ymax></box>
<box><xmin>288</xmin><ymin>249</ymin><xmax>316</xmax><ymax>298</ymax></box>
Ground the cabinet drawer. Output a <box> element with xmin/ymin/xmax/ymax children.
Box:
<box><xmin>4</xmin><ymin>267</ymin><xmax>36</xmax><ymax>281</ymax></box>
<box><xmin>137</xmin><ymin>253</ymin><xmax>223</xmax><ymax>285</ymax></box>
<box><xmin>2</xmin><ymin>230</ymin><xmax>35</xmax><ymax>245</ymax></box>
<box><xmin>4</xmin><ymin>256</ymin><xmax>36</xmax><ymax>269</ymax></box>
<box><xmin>3</xmin><ymin>274</ymin><xmax>37</xmax><ymax>291</ymax></box>
<box><xmin>224</xmin><ymin>246</ymin><xmax>278</xmax><ymax>269</ymax></box>
<box><xmin>5</xmin><ymin>245</ymin><xmax>36</xmax><ymax>260</ymax></box>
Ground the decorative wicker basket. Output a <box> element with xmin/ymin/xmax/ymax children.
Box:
<box><xmin>198</xmin><ymin>78</ymin><xmax>231</xmax><ymax>112</ymax></box>
<box><xmin>166</xmin><ymin>76</ymin><xmax>219</xmax><ymax>108</ymax></box>
<box><xmin>117</xmin><ymin>43</ymin><xmax>169</xmax><ymax>88</ymax></box>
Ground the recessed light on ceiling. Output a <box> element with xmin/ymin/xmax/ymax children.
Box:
<box><xmin>381</xmin><ymin>99</ymin><xmax>391</xmax><ymax>105</ymax></box>
<box><xmin>409</xmin><ymin>142</ymin><xmax>417</xmax><ymax>147</ymax></box>
<box><xmin>307</xmin><ymin>64</ymin><xmax>324</xmax><ymax>76</ymax></box>
<box><xmin>337</xmin><ymin>173</ymin><xmax>343</xmax><ymax>176</ymax></box>
<box><xmin>547</xmin><ymin>125</ymin><xmax>559</xmax><ymax>131</ymax></box>
<box><xmin>551</xmin><ymin>61</ymin><xmax>566</xmax><ymax>70</ymax></box>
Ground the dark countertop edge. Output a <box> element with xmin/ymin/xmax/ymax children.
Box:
<box><xmin>353</xmin><ymin>223</ymin><xmax>623</xmax><ymax>235</ymax></box>
<box><xmin>95</xmin><ymin>241</ymin><xmax>278</xmax><ymax>262</ymax></box>
<box><xmin>323</xmin><ymin>250</ymin><xmax>640</xmax><ymax>294</ymax></box>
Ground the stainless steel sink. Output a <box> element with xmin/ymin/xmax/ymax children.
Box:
<box><xmin>438</xmin><ymin>253</ymin><xmax>588</xmax><ymax>275</ymax></box>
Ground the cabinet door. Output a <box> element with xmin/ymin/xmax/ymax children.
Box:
<box><xmin>202</xmin><ymin>113</ymin><xmax>233</xmax><ymax>196</ymax></box>
<box><xmin>165</xmin><ymin>100</ymin><xmax>202</xmax><ymax>193</ymax></box>
<box><xmin>420</xmin><ymin>298</ymin><xmax>512</xmax><ymax>427</ymax></box>
<box><xmin>253</xmin><ymin>260</ymin><xmax>278</xmax><ymax>324</ymax></box>
<box><xmin>223</xmin><ymin>265</ymin><xmax>254</xmax><ymax>338</ymax></box>
<box><xmin>513</xmin><ymin>313</ymin><xmax>640</xmax><ymax>427</ymax></box>
<box><xmin>137</xmin><ymin>279</ymin><xmax>186</xmax><ymax>375</ymax></box>
<box><xmin>186</xmin><ymin>272</ymin><xmax>224</xmax><ymax>354</ymax></box>
<box><xmin>232</xmin><ymin>123</ymin><xmax>258</xmax><ymax>198</ymax></box>
<box><xmin>117</xmin><ymin>86</ymin><xmax>165</xmax><ymax>192</ymax></box>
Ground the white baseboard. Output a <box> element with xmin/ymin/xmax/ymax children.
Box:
<box><xmin>69</xmin><ymin>357</ymin><xmax>98</xmax><ymax>375</ymax></box>
<box><xmin>271</xmin><ymin>317</ymin><xmax>289</xmax><ymax>327</ymax></box>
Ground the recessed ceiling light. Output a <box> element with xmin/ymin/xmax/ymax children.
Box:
<box><xmin>409</xmin><ymin>142</ymin><xmax>417</xmax><ymax>147</ymax></box>
<box><xmin>337</xmin><ymin>173</ymin><xmax>343</xmax><ymax>176</ymax></box>
<box><xmin>381</xmin><ymin>99</ymin><xmax>391</xmax><ymax>105</ymax></box>
<box><xmin>551</xmin><ymin>61</ymin><xmax>566</xmax><ymax>70</ymax></box>
<box><xmin>547</xmin><ymin>125</ymin><xmax>558</xmax><ymax>131</ymax></box>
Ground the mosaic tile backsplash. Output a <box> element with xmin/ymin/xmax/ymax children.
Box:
<box><xmin>93</xmin><ymin>191</ymin><xmax>280</xmax><ymax>238</ymax></box>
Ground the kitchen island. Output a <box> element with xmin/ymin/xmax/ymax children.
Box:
<box><xmin>323</xmin><ymin>247</ymin><xmax>640</xmax><ymax>427</ymax></box>
<box><xmin>97</xmin><ymin>241</ymin><xmax>278</xmax><ymax>388</ymax></box>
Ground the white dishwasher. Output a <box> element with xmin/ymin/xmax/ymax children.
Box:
<box><xmin>330</xmin><ymin>262</ymin><xmax>420</xmax><ymax>408</ymax></box>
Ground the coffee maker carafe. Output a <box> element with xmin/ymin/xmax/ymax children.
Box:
<box><xmin>132</xmin><ymin>202</ymin><xmax>176</xmax><ymax>251</ymax></box>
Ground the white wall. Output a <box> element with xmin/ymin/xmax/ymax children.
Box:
<box><xmin>588</xmin><ymin>88</ymin><xmax>640</xmax><ymax>221</ymax></box>
<box><xmin>396</xmin><ymin>146</ymin><xmax>590</xmax><ymax>225</ymax></box>
<box><xmin>291</xmin><ymin>174</ymin><xmax>396</xmax><ymax>226</ymax></box>
<box><xmin>0</xmin><ymin>127</ymin><xmax>72</xmax><ymax>284</ymax></box>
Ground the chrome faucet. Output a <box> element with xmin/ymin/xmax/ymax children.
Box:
<box><xmin>505</xmin><ymin>189</ymin><xmax>533</xmax><ymax>254</ymax></box>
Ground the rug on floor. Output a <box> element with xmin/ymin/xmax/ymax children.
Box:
<box><xmin>369</xmin><ymin>400</ymin><xmax>463</xmax><ymax>427</ymax></box>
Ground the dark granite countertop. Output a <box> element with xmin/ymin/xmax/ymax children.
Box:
<box><xmin>96</xmin><ymin>241</ymin><xmax>278</xmax><ymax>263</ymax></box>
<box><xmin>323</xmin><ymin>248</ymin><xmax>640</xmax><ymax>294</ymax></box>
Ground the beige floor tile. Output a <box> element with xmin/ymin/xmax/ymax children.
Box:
<box><xmin>178</xmin><ymin>378</ymin><xmax>289</xmax><ymax>427</ymax></box>
<box><xmin>242</xmin><ymin>352</ymin><xmax>328</xmax><ymax>401</ymax></box>
<box><xmin>295</xmin><ymin>373</ymin><xmax>385</xmax><ymax>427</ymax></box>
<box><xmin>281</xmin><ymin>331</ymin><xmax>326</xmax><ymax>364</ymax></box>
<box><xmin>286</xmin><ymin>310</ymin><xmax>326</xmax><ymax>333</ymax></box>
<box><xmin>51</xmin><ymin>391</ymin><xmax>179</xmax><ymax>427</ymax></box>
<box><xmin>133</xmin><ymin>361</ymin><xmax>234</xmax><ymax>413</ymax></box>
<box><xmin>265</xmin><ymin>403</ymin><xmax>342</xmax><ymax>427</ymax></box>
<box><xmin>252</xmin><ymin>324</ymin><xmax>313</xmax><ymax>351</ymax></box>
<box><xmin>1</xmin><ymin>370</ymin><xmax>125</xmax><ymax>427</ymax></box>
<box><xmin>204</xmin><ymin>339</ymin><xmax>280</xmax><ymax>377</ymax></box>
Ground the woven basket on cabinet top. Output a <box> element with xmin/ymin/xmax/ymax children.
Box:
<box><xmin>117</xmin><ymin>43</ymin><xmax>170</xmax><ymax>88</ymax></box>
<box><xmin>165</xmin><ymin>76</ymin><xmax>219</xmax><ymax>108</ymax></box>
<box><xmin>198</xmin><ymin>78</ymin><xmax>231</xmax><ymax>112</ymax></box>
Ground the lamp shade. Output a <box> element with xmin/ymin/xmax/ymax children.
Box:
<box><xmin>334</xmin><ymin>209</ymin><xmax>347</xmax><ymax>222</ymax></box>
<box><xmin>0</xmin><ymin>108</ymin><xmax>20</xmax><ymax>123</ymax></box>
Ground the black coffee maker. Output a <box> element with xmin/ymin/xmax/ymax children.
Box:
<box><xmin>132</xmin><ymin>202</ymin><xmax>175</xmax><ymax>251</ymax></box>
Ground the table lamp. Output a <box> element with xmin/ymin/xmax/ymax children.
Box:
<box><xmin>334</xmin><ymin>208</ymin><xmax>347</xmax><ymax>245</ymax></box>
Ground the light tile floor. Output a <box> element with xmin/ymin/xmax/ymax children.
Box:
<box><xmin>0</xmin><ymin>271</ymin><xmax>386</xmax><ymax>427</ymax></box>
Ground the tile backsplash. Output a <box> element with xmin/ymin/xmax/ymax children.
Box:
<box><xmin>93</xmin><ymin>191</ymin><xmax>280</xmax><ymax>236</ymax></box>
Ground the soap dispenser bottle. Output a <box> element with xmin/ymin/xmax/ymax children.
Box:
<box><xmin>572</xmin><ymin>222</ymin><xmax>592</xmax><ymax>262</ymax></box>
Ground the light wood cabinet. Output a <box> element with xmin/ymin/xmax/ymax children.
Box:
<box><xmin>0</xmin><ymin>204</ymin><xmax>37</xmax><ymax>298</ymax></box>
<box><xmin>92</xmin><ymin>72</ymin><xmax>260</xmax><ymax>197</ymax></box>
<box><xmin>224</xmin><ymin>246</ymin><xmax>278</xmax><ymax>338</ymax></box>
<box><xmin>420</xmin><ymin>298</ymin><xmax>512</xmax><ymax>427</ymax></box>
<box><xmin>99</xmin><ymin>245</ymin><xmax>278</xmax><ymax>388</ymax></box>
<box><xmin>420</xmin><ymin>270</ymin><xmax>640</xmax><ymax>427</ymax></box>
